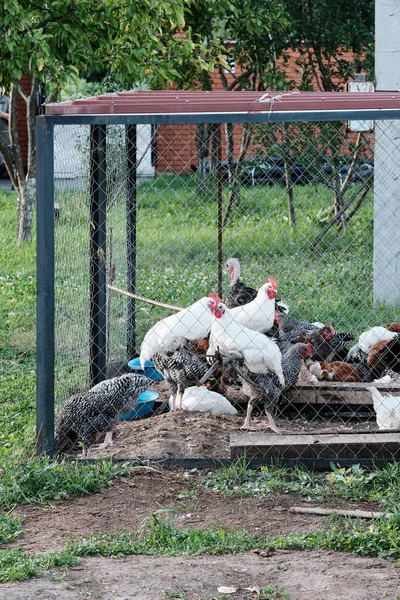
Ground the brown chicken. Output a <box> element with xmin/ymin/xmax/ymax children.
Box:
<box><xmin>308</xmin><ymin>360</ymin><xmax>361</xmax><ymax>382</ymax></box>
<box><xmin>381</xmin><ymin>322</ymin><xmax>400</xmax><ymax>333</ymax></box>
<box><xmin>367</xmin><ymin>335</ymin><xmax>400</xmax><ymax>373</ymax></box>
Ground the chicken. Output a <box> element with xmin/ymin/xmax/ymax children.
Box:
<box><xmin>207</xmin><ymin>293</ymin><xmax>284</xmax><ymax>384</ymax></box>
<box><xmin>367</xmin><ymin>335</ymin><xmax>400</xmax><ymax>373</ymax></box>
<box><xmin>381</xmin><ymin>322</ymin><xmax>400</xmax><ymax>333</ymax></box>
<box><xmin>274</xmin><ymin>311</ymin><xmax>326</xmax><ymax>352</ymax></box>
<box><xmin>54</xmin><ymin>373</ymin><xmax>152</xmax><ymax>458</ymax></box>
<box><xmin>368</xmin><ymin>386</ymin><xmax>400</xmax><ymax>430</ymax></box>
<box><xmin>307</xmin><ymin>360</ymin><xmax>361</xmax><ymax>382</ymax></box>
<box><xmin>229</xmin><ymin>277</ymin><xmax>278</xmax><ymax>333</ymax></box>
<box><xmin>358</xmin><ymin>326</ymin><xmax>398</xmax><ymax>354</ymax></box>
<box><xmin>139</xmin><ymin>297</ymin><xmax>212</xmax><ymax>367</ymax></box>
<box><xmin>233</xmin><ymin>342</ymin><xmax>313</xmax><ymax>431</ymax></box>
<box><xmin>293</xmin><ymin>325</ymin><xmax>336</xmax><ymax>361</ymax></box>
<box><xmin>224</xmin><ymin>257</ymin><xmax>289</xmax><ymax>316</ymax></box>
<box><xmin>152</xmin><ymin>346</ymin><xmax>210</xmax><ymax>411</ymax></box>
<box><xmin>345</xmin><ymin>344</ymin><xmax>385</xmax><ymax>382</ymax></box>
<box><xmin>168</xmin><ymin>385</ymin><xmax>237</xmax><ymax>415</ymax></box>
<box><xmin>224</xmin><ymin>257</ymin><xmax>257</xmax><ymax>308</ymax></box>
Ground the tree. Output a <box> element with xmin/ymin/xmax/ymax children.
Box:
<box><xmin>284</xmin><ymin>0</ymin><xmax>374</xmax><ymax>91</ymax></box>
<box><xmin>0</xmin><ymin>0</ymin><xmax>218</xmax><ymax>244</ymax></box>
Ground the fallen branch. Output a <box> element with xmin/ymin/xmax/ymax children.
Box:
<box><xmin>107</xmin><ymin>284</ymin><xmax>183</xmax><ymax>312</ymax></box>
<box><xmin>289</xmin><ymin>506</ymin><xmax>393</xmax><ymax>520</ymax></box>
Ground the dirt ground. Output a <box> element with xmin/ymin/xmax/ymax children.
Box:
<box><xmin>89</xmin><ymin>379</ymin><xmax>377</xmax><ymax>460</ymax></box>
<box><xmin>4</xmin><ymin>468</ymin><xmax>400</xmax><ymax>600</ymax></box>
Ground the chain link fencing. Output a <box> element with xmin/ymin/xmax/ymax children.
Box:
<box><xmin>44</xmin><ymin>112</ymin><xmax>400</xmax><ymax>465</ymax></box>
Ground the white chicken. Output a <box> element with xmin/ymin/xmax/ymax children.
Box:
<box><xmin>369</xmin><ymin>386</ymin><xmax>400</xmax><ymax>430</ymax></box>
<box><xmin>358</xmin><ymin>326</ymin><xmax>397</xmax><ymax>354</ymax></box>
<box><xmin>168</xmin><ymin>386</ymin><xmax>237</xmax><ymax>415</ymax></box>
<box><xmin>139</xmin><ymin>297</ymin><xmax>212</xmax><ymax>368</ymax></box>
<box><xmin>207</xmin><ymin>293</ymin><xmax>284</xmax><ymax>385</ymax></box>
<box><xmin>229</xmin><ymin>276</ymin><xmax>277</xmax><ymax>333</ymax></box>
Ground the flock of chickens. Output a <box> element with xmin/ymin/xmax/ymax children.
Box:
<box><xmin>54</xmin><ymin>257</ymin><xmax>400</xmax><ymax>458</ymax></box>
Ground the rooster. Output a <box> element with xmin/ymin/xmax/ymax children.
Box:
<box><xmin>207</xmin><ymin>293</ymin><xmax>284</xmax><ymax>385</ymax></box>
<box><xmin>224</xmin><ymin>257</ymin><xmax>257</xmax><ymax>308</ymax></box>
<box><xmin>139</xmin><ymin>297</ymin><xmax>212</xmax><ymax>367</ymax></box>
<box><xmin>233</xmin><ymin>342</ymin><xmax>312</xmax><ymax>431</ymax></box>
<box><xmin>229</xmin><ymin>277</ymin><xmax>278</xmax><ymax>333</ymax></box>
<box><xmin>54</xmin><ymin>374</ymin><xmax>152</xmax><ymax>458</ymax></box>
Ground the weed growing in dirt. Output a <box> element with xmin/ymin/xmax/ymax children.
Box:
<box><xmin>0</xmin><ymin>458</ymin><xmax>131</xmax><ymax>509</ymax></box>
<box><xmin>204</xmin><ymin>460</ymin><xmax>400</xmax><ymax>509</ymax></box>
<box><xmin>0</xmin><ymin>548</ymin><xmax>79</xmax><ymax>583</ymax></box>
<box><xmin>255</xmin><ymin>587</ymin><xmax>289</xmax><ymax>600</ymax></box>
<box><xmin>63</xmin><ymin>511</ymin><xmax>400</xmax><ymax>561</ymax></box>
<box><xmin>0</xmin><ymin>515</ymin><xmax>23</xmax><ymax>544</ymax></box>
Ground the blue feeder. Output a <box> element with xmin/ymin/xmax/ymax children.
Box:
<box><xmin>119</xmin><ymin>390</ymin><xmax>159</xmax><ymax>421</ymax></box>
<box><xmin>127</xmin><ymin>357</ymin><xmax>164</xmax><ymax>381</ymax></box>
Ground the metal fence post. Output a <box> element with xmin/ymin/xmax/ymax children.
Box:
<box><xmin>36</xmin><ymin>115</ymin><xmax>55</xmax><ymax>457</ymax></box>
<box><xmin>126</xmin><ymin>124</ymin><xmax>137</xmax><ymax>358</ymax></box>
<box><xmin>89</xmin><ymin>124</ymin><xmax>107</xmax><ymax>386</ymax></box>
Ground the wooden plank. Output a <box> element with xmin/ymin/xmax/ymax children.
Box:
<box><xmin>282</xmin><ymin>382</ymin><xmax>400</xmax><ymax>406</ymax></box>
<box><xmin>230</xmin><ymin>431</ymin><xmax>400</xmax><ymax>460</ymax></box>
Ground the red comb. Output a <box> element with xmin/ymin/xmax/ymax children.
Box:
<box><xmin>268</xmin><ymin>276</ymin><xmax>277</xmax><ymax>289</ymax></box>
<box><xmin>208</xmin><ymin>292</ymin><xmax>222</xmax><ymax>304</ymax></box>
<box><xmin>306</xmin><ymin>343</ymin><xmax>313</xmax><ymax>354</ymax></box>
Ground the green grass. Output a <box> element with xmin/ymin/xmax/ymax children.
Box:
<box><xmin>203</xmin><ymin>459</ymin><xmax>400</xmax><ymax>510</ymax></box>
<box><xmin>62</xmin><ymin>510</ymin><xmax>400</xmax><ymax>561</ymax></box>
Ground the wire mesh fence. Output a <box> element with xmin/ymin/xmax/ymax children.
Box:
<box><xmin>40</xmin><ymin>110</ymin><xmax>400</xmax><ymax>465</ymax></box>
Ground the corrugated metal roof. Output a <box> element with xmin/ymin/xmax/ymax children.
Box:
<box><xmin>45</xmin><ymin>90</ymin><xmax>400</xmax><ymax>116</ymax></box>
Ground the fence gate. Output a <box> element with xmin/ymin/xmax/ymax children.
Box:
<box><xmin>36</xmin><ymin>90</ymin><xmax>400</xmax><ymax>467</ymax></box>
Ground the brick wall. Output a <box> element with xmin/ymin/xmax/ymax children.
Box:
<box><xmin>157</xmin><ymin>48</ymin><xmax>363</xmax><ymax>174</ymax></box>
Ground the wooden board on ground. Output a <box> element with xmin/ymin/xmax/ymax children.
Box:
<box><xmin>281</xmin><ymin>382</ymin><xmax>400</xmax><ymax>406</ymax></box>
<box><xmin>230</xmin><ymin>431</ymin><xmax>400</xmax><ymax>460</ymax></box>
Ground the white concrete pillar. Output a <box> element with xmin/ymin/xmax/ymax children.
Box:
<box><xmin>374</xmin><ymin>1</ymin><xmax>400</xmax><ymax>304</ymax></box>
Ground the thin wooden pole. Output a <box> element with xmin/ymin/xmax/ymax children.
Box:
<box><xmin>107</xmin><ymin>284</ymin><xmax>183</xmax><ymax>312</ymax></box>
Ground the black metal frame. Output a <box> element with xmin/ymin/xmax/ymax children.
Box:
<box><xmin>36</xmin><ymin>107</ymin><xmax>400</xmax><ymax>459</ymax></box>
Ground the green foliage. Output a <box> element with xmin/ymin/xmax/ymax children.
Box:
<box><xmin>0</xmin><ymin>548</ymin><xmax>79</xmax><ymax>583</ymax></box>
<box><xmin>0</xmin><ymin>0</ymin><xmax>217</xmax><ymax>91</ymax></box>
<box><xmin>64</xmin><ymin>511</ymin><xmax>400</xmax><ymax>562</ymax></box>
<box><xmin>204</xmin><ymin>460</ymin><xmax>400</xmax><ymax>511</ymax></box>
<box><xmin>284</xmin><ymin>0</ymin><xmax>374</xmax><ymax>90</ymax></box>
<box><xmin>0</xmin><ymin>458</ymin><xmax>132</xmax><ymax>509</ymax></box>
<box><xmin>0</xmin><ymin>514</ymin><xmax>23</xmax><ymax>544</ymax></box>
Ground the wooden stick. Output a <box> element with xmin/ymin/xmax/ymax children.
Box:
<box><xmin>289</xmin><ymin>506</ymin><xmax>393</xmax><ymax>520</ymax></box>
<box><xmin>107</xmin><ymin>284</ymin><xmax>183</xmax><ymax>312</ymax></box>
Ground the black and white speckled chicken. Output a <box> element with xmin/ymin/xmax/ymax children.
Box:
<box><xmin>232</xmin><ymin>342</ymin><xmax>312</xmax><ymax>431</ymax></box>
<box><xmin>54</xmin><ymin>373</ymin><xmax>152</xmax><ymax>458</ymax></box>
<box><xmin>274</xmin><ymin>311</ymin><xmax>325</xmax><ymax>352</ymax></box>
<box><xmin>153</xmin><ymin>346</ymin><xmax>210</xmax><ymax>411</ymax></box>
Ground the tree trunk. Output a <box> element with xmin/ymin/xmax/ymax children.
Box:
<box><xmin>6</xmin><ymin>78</ymin><xmax>38</xmax><ymax>244</ymax></box>
<box><xmin>17</xmin><ymin>179</ymin><xmax>36</xmax><ymax>243</ymax></box>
